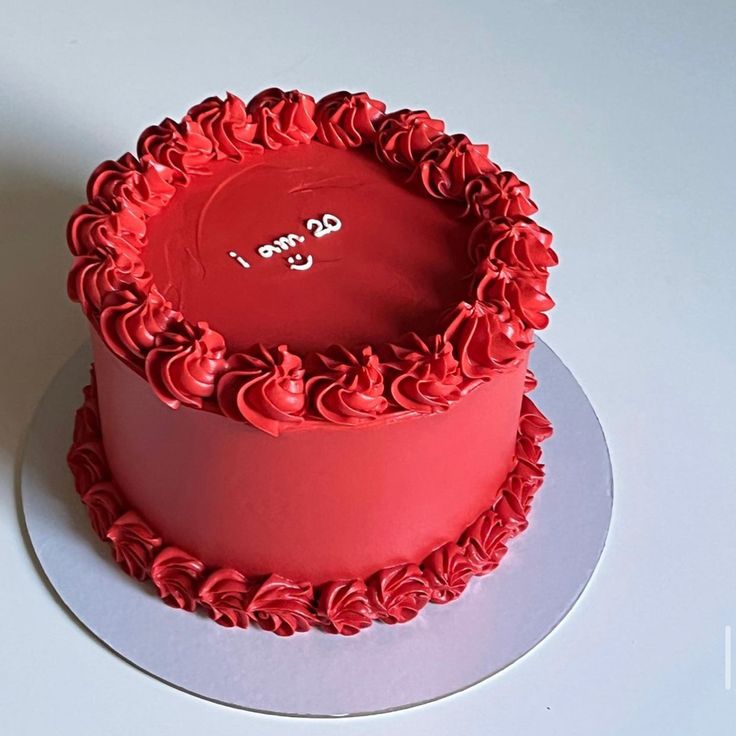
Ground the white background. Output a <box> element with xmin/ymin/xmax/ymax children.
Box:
<box><xmin>1</xmin><ymin>1</ymin><xmax>734</xmax><ymax>734</ymax></box>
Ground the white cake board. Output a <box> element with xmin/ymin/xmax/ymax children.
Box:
<box><xmin>20</xmin><ymin>339</ymin><xmax>612</xmax><ymax>717</ymax></box>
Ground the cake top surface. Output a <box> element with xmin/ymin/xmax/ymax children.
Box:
<box><xmin>142</xmin><ymin>141</ymin><xmax>473</xmax><ymax>353</ymax></box>
<box><xmin>67</xmin><ymin>89</ymin><xmax>556</xmax><ymax>435</ymax></box>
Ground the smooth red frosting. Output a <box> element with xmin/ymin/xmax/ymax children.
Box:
<box><xmin>141</xmin><ymin>143</ymin><xmax>474</xmax><ymax>353</ymax></box>
<box><xmin>90</xmin><ymin>329</ymin><xmax>529</xmax><ymax>583</ymax></box>
<box><xmin>68</xmin><ymin>366</ymin><xmax>552</xmax><ymax>636</ymax></box>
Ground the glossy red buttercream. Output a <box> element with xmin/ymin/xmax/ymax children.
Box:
<box><xmin>142</xmin><ymin>143</ymin><xmax>474</xmax><ymax>353</ymax></box>
<box><xmin>93</xmin><ymin>331</ymin><xmax>527</xmax><ymax>583</ymax></box>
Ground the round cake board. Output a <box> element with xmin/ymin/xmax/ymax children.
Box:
<box><xmin>20</xmin><ymin>339</ymin><xmax>612</xmax><ymax>717</ymax></box>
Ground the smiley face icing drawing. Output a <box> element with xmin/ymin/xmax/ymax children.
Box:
<box><xmin>286</xmin><ymin>253</ymin><xmax>314</xmax><ymax>271</ymax></box>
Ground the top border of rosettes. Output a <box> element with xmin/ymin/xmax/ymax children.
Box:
<box><xmin>67</xmin><ymin>88</ymin><xmax>558</xmax><ymax>436</ymax></box>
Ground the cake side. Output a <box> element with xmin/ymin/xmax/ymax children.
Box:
<box><xmin>90</xmin><ymin>329</ymin><xmax>529</xmax><ymax>583</ymax></box>
<box><xmin>68</xmin><ymin>360</ymin><xmax>552</xmax><ymax>636</ymax></box>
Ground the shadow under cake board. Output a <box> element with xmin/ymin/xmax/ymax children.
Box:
<box><xmin>20</xmin><ymin>338</ymin><xmax>612</xmax><ymax>717</ymax></box>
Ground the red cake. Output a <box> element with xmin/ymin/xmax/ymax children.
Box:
<box><xmin>66</xmin><ymin>89</ymin><xmax>557</xmax><ymax>636</ymax></box>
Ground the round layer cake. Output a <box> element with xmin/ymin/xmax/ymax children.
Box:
<box><xmin>67</xmin><ymin>89</ymin><xmax>557</xmax><ymax>636</ymax></box>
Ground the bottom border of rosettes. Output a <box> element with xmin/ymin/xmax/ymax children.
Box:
<box><xmin>67</xmin><ymin>369</ymin><xmax>552</xmax><ymax>637</ymax></box>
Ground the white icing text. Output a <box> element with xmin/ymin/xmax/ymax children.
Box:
<box><xmin>227</xmin><ymin>213</ymin><xmax>342</xmax><ymax>274</ymax></box>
